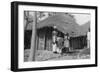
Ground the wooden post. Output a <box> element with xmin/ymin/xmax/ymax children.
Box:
<box><xmin>44</xmin><ymin>29</ymin><xmax>47</xmax><ymax>50</ymax></box>
<box><xmin>28</xmin><ymin>11</ymin><xmax>37</xmax><ymax>61</ymax></box>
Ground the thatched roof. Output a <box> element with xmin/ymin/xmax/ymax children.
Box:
<box><xmin>26</xmin><ymin>14</ymin><xmax>90</xmax><ymax>37</ymax></box>
<box><xmin>37</xmin><ymin>14</ymin><xmax>79</xmax><ymax>36</ymax></box>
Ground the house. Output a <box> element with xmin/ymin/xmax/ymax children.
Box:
<box><xmin>24</xmin><ymin>12</ymin><xmax>90</xmax><ymax>52</ymax></box>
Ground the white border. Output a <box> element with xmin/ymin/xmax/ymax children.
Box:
<box><xmin>18</xmin><ymin>5</ymin><xmax>96</xmax><ymax>68</ymax></box>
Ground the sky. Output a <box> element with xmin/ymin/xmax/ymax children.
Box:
<box><xmin>71</xmin><ymin>14</ymin><xmax>91</xmax><ymax>25</ymax></box>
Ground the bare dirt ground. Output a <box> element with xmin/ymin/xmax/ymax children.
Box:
<box><xmin>24</xmin><ymin>48</ymin><xmax>90</xmax><ymax>62</ymax></box>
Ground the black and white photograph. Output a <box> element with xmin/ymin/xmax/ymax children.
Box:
<box><xmin>11</xmin><ymin>1</ymin><xmax>97</xmax><ymax>71</ymax></box>
<box><xmin>24</xmin><ymin>11</ymin><xmax>91</xmax><ymax>62</ymax></box>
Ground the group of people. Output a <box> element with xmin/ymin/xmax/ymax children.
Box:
<box><xmin>52</xmin><ymin>33</ymin><xmax>70</xmax><ymax>55</ymax></box>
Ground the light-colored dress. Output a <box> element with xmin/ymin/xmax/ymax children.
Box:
<box><xmin>52</xmin><ymin>43</ymin><xmax>57</xmax><ymax>52</ymax></box>
<box><xmin>64</xmin><ymin>39</ymin><xmax>69</xmax><ymax>47</ymax></box>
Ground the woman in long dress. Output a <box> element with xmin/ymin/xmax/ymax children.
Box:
<box><xmin>56</xmin><ymin>37</ymin><xmax>63</xmax><ymax>54</ymax></box>
<box><xmin>61</xmin><ymin>33</ymin><xmax>70</xmax><ymax>55</ymax></box>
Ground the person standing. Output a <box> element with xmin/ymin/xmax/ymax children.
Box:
<box><xmin>63</xmin><ymin>33</ymin><xmax>70</xmax><ymax>53</ymax></box>
<box><xmin>87</xmin><ymin>28</ymin><xmax>90</xmax><ymax>49</ymax></box>
<box><xmin>56</xmin><ymin>37</ymin><xmax>63</xmax><ymax>54</ymax></box>
<box><xmin>52</xmin><ymin>26</ymin><xmax>57</xmax><ymax>53</ymax></box>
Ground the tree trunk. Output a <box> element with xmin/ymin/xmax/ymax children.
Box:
<box><xmin>28</xmin><ymin>11</ymin><xmax>37</xmax><ymax>61</ymax></box>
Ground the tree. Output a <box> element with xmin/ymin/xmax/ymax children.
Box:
<box><xmin>28</xmin><ymin>11</ymin><xmax>37</xmax><ymax>61</ymax></box>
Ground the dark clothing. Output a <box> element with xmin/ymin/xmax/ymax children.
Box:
<box><xmin>61</xmin><ymin>47</ymin><xmax>69</xmax><ymax>54</ymax></box>
<box><xmin>56</xmin><ymin>38</ymin><xmax>64</xmax><ymax>49</ymax></box>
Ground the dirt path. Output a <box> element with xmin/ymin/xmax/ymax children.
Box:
<box><xmin>24</xmin><ymin>48</ymin><xmax>90</xmax><ymax>62</ymax></box>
